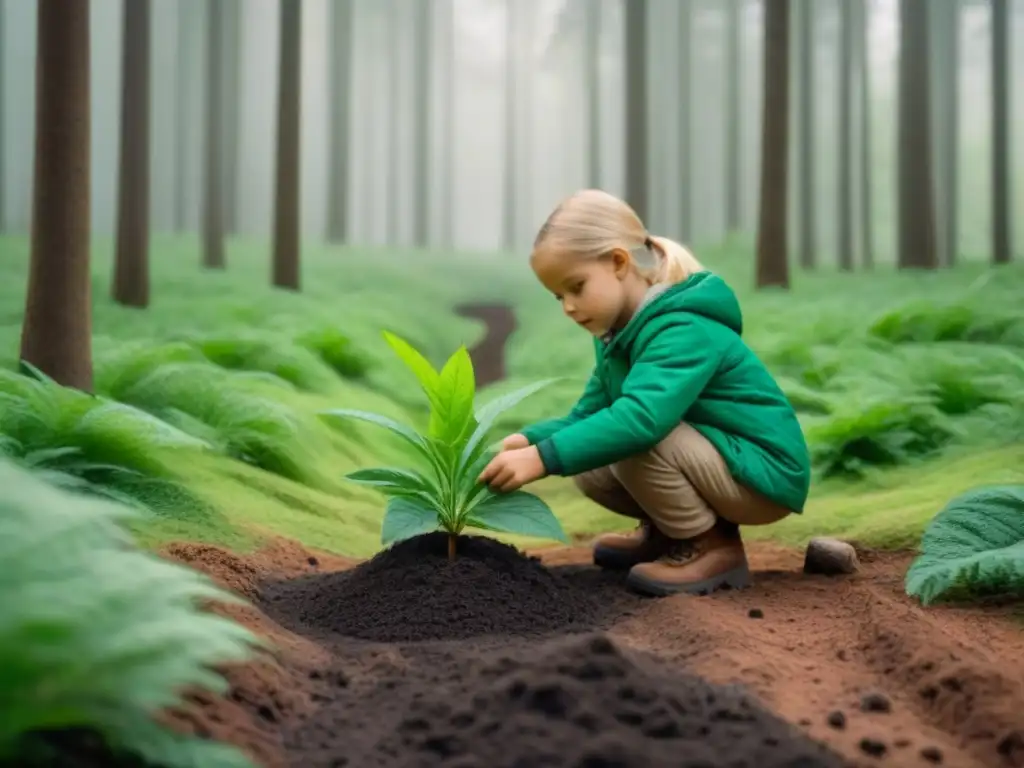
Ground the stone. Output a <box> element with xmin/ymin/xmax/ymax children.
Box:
<box><xmin>803</xmin><ymin>538</ymin><xmax>860</xmax><ymax>575</ymax></box>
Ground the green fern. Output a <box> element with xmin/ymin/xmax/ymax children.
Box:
<box><xmin>0</xmin><ymin>459</ymin><xmax>260</xmax><ymax>767</ymax></box>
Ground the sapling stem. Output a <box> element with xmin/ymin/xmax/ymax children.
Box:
<box><xmin>448</xmin><ymin>533</ymin><xmax>457</xmax><ymax>561</ymax></box>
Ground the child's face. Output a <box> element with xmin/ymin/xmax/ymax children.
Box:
<box><xmin>531</xmin><ymin>249</ymin><xmax>644</xmax><ymax>337</ymax></box>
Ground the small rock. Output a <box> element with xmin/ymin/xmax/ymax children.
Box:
<box><xmin>803</xmin><ymin>537</ymin><xmax>860</xmax><ymax>575</ymax></box>
<box><xmin>860</xmin><ymin>737</ymin><xmax>888</xmax><ymax>757</ymax></box>
<box><xmin>307</xmin><ymin>556</ymin><xmax>319</xmax><ymax>567</ymax></box>
<box><xmin>826</xmin><ymin>710</ymin><xmax>846</xmax><ymax>729</ymax></box>
<box><xmin>748</xmin><ymin>608</ymin><xmax>764</xmax><ymax>619</ymax></box>
<box><xmin>860</xmin><ymin>692</ymin><xmax>892</xmax><ymax>713</ymax></box>
<box><xmin>920</xmin><ymin>746</ymin><xmax>943</xmax><ymax>763</ymax></box>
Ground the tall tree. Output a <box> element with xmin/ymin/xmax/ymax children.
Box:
<box><xmin>326</xmin><ymin>0</ymin><xmax>352</xmax><ymax>243</ymax></box>
<box><xmin>502</xmin><ymin>2</ymin><xmax>518</xmax><ymax>249</ymax></box>
<box><xmin>623</xmin><ymin>0</ymin><xmax>648</xmax><ymax>223</ymax></box>
<box><xmin>175</xmin><ymin>2</ymin><xmax>191</xmax><ymax>233</ymax></box>
<box><xmin>439</xmin><ymin>0</ymin><xmax>456</xmax><ymax>248</ymax></box>
<box><xmin>856</xmin><ymin>0</ymin><xmax>873</xmax><ymax>269</ymax></box>
<box><xmin>991</xmin><ymin>0</ymin><xmax>1012</xmax><ymax>265</ymax></box>
<box><xmin>112</xmin><ymin>0</ymin><xmax>152</xmax><ymax>308</ymax></box>
<box><xmin>755</xmin><ymin>0</ymin><xmax>791</xmax><ymax>289</ymax></box>
<box><xmin>20</xmin><ymin>0</ymin><xmax>93</xmax><ymax>390</ymax></box>
<box><xmin>413</xmin><ymin>0</ymin><xmax>432</xmax><ymax>247</ymax></box>
<box><xmin>797</xmin><ymin>0</ymin><xmax>815</xmax><ymax>269</ymax></box>
<box><xmin>202</xmin><ymin>0</ymin><xmax>225</xmax><ymax>268</ymax></box>
<box><xmin>679</xmin><ymin>0</ymin><xmax>693</xmax><ymax>239</ymax></box>
<box><xmin>273</xmin><ymin>0</ymin><xmax>302</xmax><ymax>290</ymax></box>
<box><xmin>387</xmin><ymin>0</ymin><xmax>401</xmax><ymax>244</ymax></box>
<box><xmin>724</xmin><ymin>0</ymin><xmax>743</xmax><ymax>232</ymax></box>
<box><xmin>583</xmin><ymin>0</ymin><xmax>602</xmax><ymax>188</ymax></box>
<box><xmin>223</xmin><ymin>0</ymin><xmax>242</xmax><ymax>234</ymax></box>
<box><xmin>933</xmin><ymin>0</ymin><xmax>960</xmax><ymax>266</ymax></box>
<box><xmin>897</xmin><ymin>0</ymin><xmax>937</xmax><ymax>269</ymax></box>
<box><xmin>836</xmin><ymin>0</ymin><xmax>853</xmax><ymax>271</ymax></box>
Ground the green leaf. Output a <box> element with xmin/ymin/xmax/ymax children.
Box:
<box><xmin>905</xmin><ymin>484</ymin><xmax>1024</xmax><ymax>606</ymax></box>
<box><xmin>381</xmin><ymin>496</ymin><xmax>441</xmax><ymax>546</ymax></box>
<box><xmin>346</xmin><ymin>466</ymin><xmax>430</xmax><ymax>492</ymax></box>
<box><xmin>430</xmin><ymin>346</ymin><xmax>477</xmax><ymax>446</ymax></box>
<box><xmin>459</xmin><ymin>378</ymin><xmax>557</xmax><ymax>474</ymax></box>
<box><xmin>468</xmin><ymin>490</ymin><xmax>569</xmax><ymax>543</ymax></box>
<box><xmin>321</xmin><ymin>408</ymin><xmax>429</xmax><ymax>454</ymax></box>
<box><xmin>382</xmin><ymin>331</ymin><xmax>442</xmax><ymax>403</ymax></box>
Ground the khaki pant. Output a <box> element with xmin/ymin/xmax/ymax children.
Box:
<box><xmin>574</xmin><ymin>423</ymin><xmax>792</xmax><ymax>540</ymax></box>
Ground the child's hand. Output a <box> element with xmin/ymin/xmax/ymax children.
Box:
<box><xmin>479</xmin><ymin>446</ymin><xmax>547</xmax><ymax>493</ymax></box>
<box><xmin>500</xmin><ymin>433</ymin><xmax>530</xmax><ymax>451</ymax></box>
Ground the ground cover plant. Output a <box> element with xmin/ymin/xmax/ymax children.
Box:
<box><xmin>325</xmin><ymin>332</ymin><xmax>565</xmax><ymax>560</ymax></box>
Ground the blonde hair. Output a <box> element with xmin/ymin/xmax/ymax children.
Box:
<box><xmin>531</xmin><ymin>189</ymin><xmax>705</xmax><ymax>285</ymax></box>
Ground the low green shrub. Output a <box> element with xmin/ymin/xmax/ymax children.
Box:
<box><xmin>0</xmin><ymin>459</ymin><xmax>259</xmax><ymax>767</ymax></box>
<box><xmin>294</xmin><ymin>326</ymin><xmax>372</xmax><ymax>380</ymax></box>
<box><xmin>195</xmin><ymin>335</ymin><xmax>343</xmax><ymax>394</ymax></box>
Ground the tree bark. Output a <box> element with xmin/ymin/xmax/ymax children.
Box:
<box><xmin>502</xmin><ymin>1</ymin><xmax>518</xmax><ymax>249</ymax></box>
<box><xmin>943</xmin><ymin>0</ymin><xmax>959</xmax><ymax>266</ymax></box>
<box><xmin>623</xmin><ymin>0</ymin><xmax>648</xmax><ymax>223</ymax></box>
<box><xmin>897</xmin><ymin>0</ymin><xmax>937</xmax><ymax>269</ymax></box>
<box><xmin>223</xmin><ymin>0</ymin><xmax>241</xmax><ymax>234</ymax></box>
<box><xmin>583</xmin><ymin>0</ymin><xmax>601</xmax><ymax>189</ymax></box>
<box><xmin>272</xmin><ymin>0</ymin><xmax>302</xmax><ymax>290</ymax></box>
<box><xmin>679</xmin><ymin>0</ymin><xmax>693</xmax><ymax>239</ymax></box>
<box><xmin>202</xmin><ymin>0</ymin><xmax>225</xmax><ymax>268</ymax></box>
<box><xmin>413</xmin><ymin>0</ymin><xmax>431</xmax><ymax>247</ymax></box>
<box><xmin>113</xmin><ymin>0</ymin><xmax>152</xmax><ymax>308</ymax></box>
<box><xmin>837</xmin><ymin>0</ymin><xmax>853</xmax><ymax>271</ymax></box>
<box><xmin>386</xmin><ymin>0</ymin><xmax>400</xmax><ymax>245</ymax></box>
<box><xmin>797</xmin><ymin>0</ymin><xmax>814</xmax><ymax>269</ymax></box>
<box><xmin>857</xmin><ymin>0</ymin><xmax>873</xmax><ymax>269</ymax></box>
<box><xmin>991</xmin><ymin>0</ymin><xmax>1011</xmax><ymax>265</ymax></box>
<box><xmin>725</xmin><ymin>0</ymin><xmax>743</xmax><ymax>232</ymax></box>
<box><xmin>755</xmin><ymin>0</ymin><xmax>790</xmax><ymax>289</ymax></box>
<box><xmin>20</xmin><ymin>0</ymin><xmax>93</xmax><ymax>391</ymax></box>
<box><xmin>326</xmin><ymin>0</ymin><xmax>352</xmax><ymax>243</ymax></box>
<box><xmin>175</xmin><ymin>1</ymin><xmax>191</xmax><ymax>233</ymax></box>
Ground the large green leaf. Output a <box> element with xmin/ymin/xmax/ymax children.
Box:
<box><xmin>382</xmin><ymin>331</ymin><xmax>442</xmax><ymax>405</ymax></box>
<box><xmin>431</xmin><ymin>347</ymin><xmax>477</xmax><ymax>446</ymax></box>
<box><xmin>381</xmin><ymin>496</ymin><xmax>441</xmax><ymax>546</ymax></box>
<box><xmin>905</xmin><ymin>484</ymin><xmax>1024</xmax><ymax>605</ymax></box>
<box><xmin>346</xmin><ymin>466</ymin><xmax>443</xmax><ymax>510</ymax></box>
<box><xmin>459</xmin><ymin>378</ymin><xmax>557</xmax><ymax>474</ymax></box>
<box><xmin>468</xmin><ymin>490</ymin><xmax>569</xmax><ymax>543</ymax></box>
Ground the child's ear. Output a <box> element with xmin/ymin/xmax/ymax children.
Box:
<box><xmin>610</xmin><ymin>248</ymin><xmax>632</xmax><ymax>279</ymax></box>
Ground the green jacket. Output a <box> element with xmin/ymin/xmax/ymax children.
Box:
<box><xmin>522</xmin><ymin>272</ymin><xmax>811</xmax><ymax>513</ymax></box>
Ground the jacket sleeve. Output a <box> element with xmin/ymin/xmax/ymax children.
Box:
<box><xmin>520</xmin><ymin>367</ymin><xmax>609</xmax><ymax>446</ymax></box>
<box><xmin>536</xmin><ymin>319</ymin><xmax>721</xmax><ymax>476</ymax></box>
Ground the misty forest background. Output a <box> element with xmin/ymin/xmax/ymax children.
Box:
<box><xmin>0</xmin><ymin>0</ymin><xmax>1023</xmax><ymax>560</ymax></box>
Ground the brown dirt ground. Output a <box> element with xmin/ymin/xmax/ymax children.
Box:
<box><xmin>157</xmin><ymin>535</ymin><xmax>1024</xmax><ymax>768</ymax></box>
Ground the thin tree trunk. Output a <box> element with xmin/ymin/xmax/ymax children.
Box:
<box><xmin>113</xmin><ymin>0</ymin><xmax>152</xmax><ymax>308</ymax></box>
<box><xmin>837</xmin><ymin>0</ymin><xmax>853</xmax><ymax>271</ymax></box>
<box><xmin>797</xmin><ymin>0</ymin><xmax>814</xmax><ymax>269</ymax></box>
<box><xmin>679</xmin><ymin>0</ymin><xmax>693</xmax><ymax>240</ymax></box>
<box><xmin>725</xmin><ymin>0</ymin><xmax>742</xmax><ymax>232</ymax></box>
<box><xmin>413</xmin><ymin>0</ymin><xmax>431</xmax><ymax>247</ymax></box>
<box><xmin>273</xmin><ymin>0</ymin><xmax>302</xmax><ymax>289</ymax></box>
<box><xmin>897</xmin><ymin>0</ymin><xmax>937</xmax><ymax>269</ymax></box>
<box><xmin>223</xmin><ymin>0</ymin><xmax>241</xmax><ymax>234</ymax></box>
<box><xmin>326</xmin><ymin>0</ymin><xmax>352</xmax><ymax>243</ymax></box>
<box><xmin>502</xmin><ymin>1</ymin><xmax>517</xmax><ymax>249</ymax></box>
<box><xmin>584</xmin><ymin>0</ymin><xmax>601</xmax><ymax>188</ymax></box>
<box><xmin>756</xmin><ymin>0</ymin><xmax>790</xmax><ymax>289</ymax></box>
<box><xmin>440</xmin><ymin>0</ymin><xmax>456</xmax><ymax>248</ymax></box>
<box><xmin>992</xmin><ymin>0</ymin><xmax>1011</xmax><ymax>265</ymax></box>
<box><xmin>175</xmin><ymin>2</ymin><xmax>190</xmax><ymax>233</ymax></box>
<box><xmin>202</xmin><ymin>0</ymin><xmax>225</xmax><ymax>268</ymax></box>
<box><xmin>937</xmin><ymin>0</ymin><xmax>960</xmax><ymax>266</ymax></box>
<box><xmin>20</xmin><ymin>0</ymin><xmax>93</xmax><ymax>391</ymax></box>
<box><xmin>624</xmin><ymin>0</ymin><xmax>648</xmax><ymax>223</ymax></box>
<box><xmin>387</xmin><ymin>0</ymin><xmax>401</xmax><ymax>244</ymax></box>
<box><xmin>857</xmin><ymin>0</ymin><xmax>873</xmax><ymax>269</ymax></box>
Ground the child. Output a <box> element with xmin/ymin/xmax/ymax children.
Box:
<box><xmin>478</xmin><ymin>189</ymin><xmax>811</xmax><ymax>597</ymax></box>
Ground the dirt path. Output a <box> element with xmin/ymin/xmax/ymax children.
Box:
<box><xmin>138</xmin><ymin>535</ymin><xmax>1024</xmax><ymax>768</ymax></box>
<box><xmin>454</xmin><ymin>303</ymin><xmax>517</xmax><ymax>387</ymax></box>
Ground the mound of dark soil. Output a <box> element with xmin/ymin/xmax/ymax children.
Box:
<box><xmin>290</xmin><ymin>633</ymin><xmax>849</xmax><ymax>767</ymax></box>
<box><xmin>263</xmin><ymin>533</ymin><xmax>608</xmax><ymax>642</ymax></box>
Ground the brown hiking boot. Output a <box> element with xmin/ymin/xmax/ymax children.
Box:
<box><xmin>592</xmin><ymin>520</ymin><xmax>672</xmax><ymax>570</ymax></box>
<box><xmin>625</xmin><ymin>521</ymin><xmax>751</xmax><ymax>596</ymax></box>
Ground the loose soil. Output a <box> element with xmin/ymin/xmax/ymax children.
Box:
<box><xmin>31</xmin><ymin>533</ymin><xmax>1022</xmax><ymax>768</ymax></box>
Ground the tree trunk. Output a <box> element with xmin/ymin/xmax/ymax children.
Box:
<box><xmin>440</xmin><ymin>0</ymin><xmax>455</xmax><ymax>248</ymax></box>
<box><xmin>0</xmin><ymin>4</ymin><xmax>5</xmax><ymax>232</ymax></box>
<box><xmin>856</xmin><ymin>0</ymin><xmax>873</xmax><ymax>269</ymax></box>
<box><xmin>755</xmin><ymin>0</ymin><xmax>790</xmax><ymax>289</ymax></box>
<box><xmin>502</xmin><ymin>1</ymin><xmax>518</xmax><ymax>249</ymax></box>
<box><xmin>326</xmin><ymin>0</ymin><xmax>352</xmax><ymax>243</ymax></box>
<box><xmin>413</xmin><ymin>0</ymin><xmax>431</xmax><ymax>247</ymax></box>
<box><xmin>386</xmin><ymin>0</ymin><xmax>401</xmax><ymax>245</ymax></box>
<box><xmin>623</xmin><ymin>0</ymin><xmax>648</xmax><ymax>223</ymax></box>
<box><xmin>583</xmin><ymin>0</ymin><xmax>601</xmax><ymax>189</ymax></box>
<box><xmin>836</xmin><ymin>0</ymin><xmax>853</xmax><ymax>271</ymax></box>
<box><xmin>725</xmin><ymin>0</ymin><xmax>742</xmax><ymax>232</ymax></box>
<box><xmin>202</xmin><ymin>0</ymin><xmax>225</xmax><ymax>269</ymax></box>
<box><xmin>175</xmin><ymin>2</ymin><xmax>191</xmax><ymax>233</ymax></box>
<box><xmin>932</xmin><ymin>0</ymin><xmax>959</xmax><ymax>267</ymax></box>
<box><xmin>797</xmin><ymin>0</ymin><xmax>814</xmax><ymax>269</ymax></box>
<box><xmin>272</xmin><ymin>0</ymin><xmax>302</xmax><ymax>290</ymax></box>
<box><xmin>897</xmin><ymin>0</ymin><xmax>937</xmax><ymax>269</ymax></box>
<box><xmin>20</xmin><ymin>0</ymin><xmax>93</xmax><ymax>391</ymax></box>
<box><xmin>223</xmin><ymin>0</ymin><xmax>241</xmax><ymax>234</ymax></box>
<box><xmin>112</xmin><ymin>0</ymin><xmax>152</xmax><ymax>308</ymax></box>
<box><xmin>679</xmin><ymin>0</ymin><xmax>693</xmax><ymax>239</ymax></box>
<box><xmin>991</xmin><ymin>0</ymin><xmax>1011</xmax><ymax>265</ymax></box>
